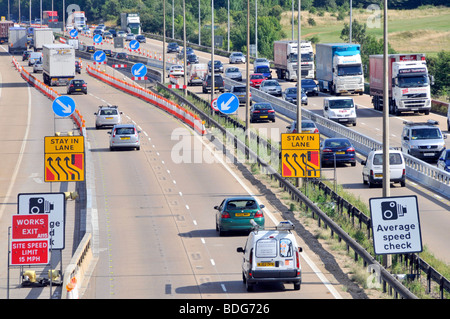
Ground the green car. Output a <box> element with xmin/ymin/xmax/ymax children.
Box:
<box><xmin>214</xmin><ymin>197</ymin><xmax>265</xmax><ymax>236</ymax></box>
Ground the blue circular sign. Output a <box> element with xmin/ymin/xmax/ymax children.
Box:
<box><xmin>129</xmin><ymin>40</ymin><xmax>140</xmax><ymax>51</ymax></box>
<box><xmin>93</xmin><ymin>34</ymin><xmax>103</xmax><ymax>44</ymax></box>
<box><xmin>93</xmin><ymin>50</ymin><xmax>106</xmax><ymax>63</ymax></box>
<box><xmin>131</xmin><ymin>63</ymin><xmax>147</xmax><ymax>77</ymax></box>
<box><xmin>217</xmin><ymin>93</ymin><xmax>239</xmax><ymax>114</ymax></box>
<box><xmin>69</xmin><ymin>29</ymin><xmax>78</xmax><ymax>38</ymax></box>
<box><xmin>52</xmin><ymin>96</ymin><xmax>76</xmax><ymax>117</ymax></box>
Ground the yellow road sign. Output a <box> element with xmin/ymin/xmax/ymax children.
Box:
<box><xmin>44</xmin><ymin>136</ymin><xmax>85</xmax><ymax>182</ymax></box>
<box><xmin>44</xmin><ymin>153</ymin><xmax>84</xmax><ymax>182</ymax></box>
<box><xmin>281</xmin><ymin>133</ymin><xmax>320</xmax><ymax>150</ymax></box>
<box><xmin>281</xmin><ymin>150</ymin><xmax>320</xmax><ymax>178</ymax></box>
<box><xmin>44</xmin><ymin>136</ymin><xmax>84</xmax><ymax>154</ymax></box>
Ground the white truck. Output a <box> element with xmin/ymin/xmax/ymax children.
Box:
<box><xmin>273</xmin><ymin>40</ymin><xmax>298</xmax><ymax>81</ymax></box>
<box><xmin>316</xmin><ymin>43</ymin><xmax>364</xmax><ymax>95</ymax></box>
<box><xmin>369</xmin><ymin>54</ymin><xmax>433</xmax><ymax>115</ymax></box>
<box><xmin>73</xmin><ymin>11</ymin><xmax>87</xmax><ymax>31</ymax></box>
<box><xmin>121</xmin><ymin>13</ymin><xmax>141</xmax><ymax>35</ymax></box>
<box><xmin>8</xmin><ymin>27</ymin><xmax>28</xmax><ymax>54</ymax></box>
<box><xmin>32</xmin><ymin>28</ymin><xmax>54</xmax><ymax>51</ymax></box>
<box><xmin>300</xmin><ymin>41</ymin><xmax>315</xmax><ymax>79</ymax></box>
<box><xmin>42</xmin><ymin>44</ymin><xmax>75</xmax><ymax>86</ymax></box>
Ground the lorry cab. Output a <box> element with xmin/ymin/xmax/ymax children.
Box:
<box><xmin>323</xmin><ymin>97</ymin><xmax>357</xmax><ymax>126</ymax></box>
<box><xmin>237</xmin><ymin>220</ymin><xmax>302</xmax><ymax>292</ymax></box>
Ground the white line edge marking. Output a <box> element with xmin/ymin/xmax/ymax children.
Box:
<box><xmin>196</xmin><ymin>133</ymin><xmax>343</xmax><ymax>299</ymax></box>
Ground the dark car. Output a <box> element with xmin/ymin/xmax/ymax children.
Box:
<box><xmin>208</xmin><ymin>60</ymin><xmax>224</xmax><ymax>73</ymax></box>
<box><xmin>177</xmin><ymin>47</ymin><xmax>194</xmax><ymax>59</ymax></box>
<box><xmin>186</xmin><ymin>53</ymin><xmax>199</xmax><ymax>65</ymax></box>
<box><xmin>86</xmin><ymin>46</ymin><xmax>95</xmax><ymax>53</ymax></box>
<box><xmin>67</xmin><ymin>79</ymin><xmax>87</xmax><ymax>95</ymax></box>
<box><xmin>115</xmin><ymin>52</ymin><xmax>128</xmax><ymax>59</ymax></box>
<box><xmin>202</xmin><ymin>74</ymin><xmax>225</xmax><ymax>93</ymax></box>
<box><xmin>75</xmin><ymin>61</ymin><xmax>81</xmax><ymax>74</ymax></box>
<box><xmin>108</xmin><ymin>29</ymin><xmax>117</xmax><ymax>37</ymax></box>
<box><xmin>135</xmin><ymin>35</ymin><xmax>146</xmax><ymax>43</ymax></box>
<box><xmin>167</xmin><ymin>42</ymin><xmax>180</xmax><ymax>53</ymax></box>
<box><xmin>214</xmin><ymin>196</ymin><xmax>265</xmax><ymax>236</ymax></box>
<box><xmin>22</xmin><ymin>50</ymin><xmax>32</xmax><ymax>61</ymax></box>
<box><xmin>437</xmin><ymin>149</ymin><xmax>450</xmax><ymax>172</ymax></box>
<box><xmin>250</xmin><ymin>103</ymin><xmax>275</xmax><ymax>123</ymax></box>
<box><xmin>301</xmin><ymin>79</ymin><xmax>319</xmax><ymax>96</ymax></box>
<box><xmin>320</xmin><ymin>138</ymin><xmax>356</xmax><ymax>167</ymax></box>
<box><xmin>103</xmin><ymin>49</ymin><xmax>113</xmax><ymax>57</ymax></box>
<box><xmin>283</xmin><ymin>87</ymin><xmax>308</xmax><ymax>105</ymax></box>
<box><xmin>92</xmin><ymin>29</ymin><xmax>103</xmax><ymax>36</ymax></box>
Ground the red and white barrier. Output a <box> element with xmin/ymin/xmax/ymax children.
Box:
<box><xmin>11</xmin><ymin>57</ymin><xmax>86</xmax><ymax>136</ymax></box>
<box><xmin>86</xmin><ymin>65</ymin><xmax>206</xmax><ymax>136</ymax></box>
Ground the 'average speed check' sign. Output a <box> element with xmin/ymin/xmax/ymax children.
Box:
<box><xmin>369</xmin><ymin>195</ymin><xmax>422</xmax><ymax>255</ymax></box>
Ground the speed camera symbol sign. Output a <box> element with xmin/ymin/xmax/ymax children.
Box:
<box><xmin>369</xmin><ymin>195</ymin><xmax>422</xmax><ymax>255</ymax></box>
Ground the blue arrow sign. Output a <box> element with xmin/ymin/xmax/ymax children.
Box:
<box><xmin>217</xmin><ymin>93</ymin><xmax>239</xmax><ymax>114</ymax></box>
<box><xmin>129</xmin><ymin>40</ymin><xmax>140</xmax><ymax>51</ymax></box>
<box><xmin>52</xmin><ymin>96</ymin><xmax>76</xmax><ymax>117</ymax></box>
<box><xmin>131</xmin><ymin>63</ymin><xmax>147</xmax><ymax>77</ymax></box>
<box><xmin>69</xmin><ymin>29</ymin><xmax>78</xmax><ymax>38</ymax></box>
<box><xmin>93</xmin><ymin>34</ymin><xmax>103</xmax><ymax>44</ymax></box>
<box><xmin>93</xmin><ymin>50</ymin><xmax>106</xmax><ymax>63</ymax></box>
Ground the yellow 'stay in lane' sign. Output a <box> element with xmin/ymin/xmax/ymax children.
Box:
<box><xmin>44</xmin><ymin>136</ymin><xmax>85</xmax><ymax>182</ymax></box>
<box><xmin>281</xmin><ymin>133</ymin><xmax>321</xmax><ymax>178</ymax></box>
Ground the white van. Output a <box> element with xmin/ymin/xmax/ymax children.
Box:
<box><xmin>187</xmin><ymin>63</ymin><xmax>207</xmax><ymax>86</ymax></box>
<box><xmin>28</xmin><ymin>52</ymin><xmax>42</xmax><ymax>66</ymax></box>
<box><xmin>323</xmin><ymin>97</ymin><xmax>357</xmax><ymax>126</ymax></box>
<box><xmin>361</xmin><ymin>149</ymin><xmax>406</xmax><ymax>187</ymax></box>
<box><xmin>236</xmin><ymin>220</ymin><xmax>302</xmax><ymax>292</ymax></box>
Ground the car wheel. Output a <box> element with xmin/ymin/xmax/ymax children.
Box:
<box><xmin>246</xmin><ymin>280</ymin><xmax>254</xmax><ymax>292</ymax></box>
<box><xmin>136</xmin><ymin>146</ymin><xmax>140</xmax><ymax>151</ymax></box>
<box><xmin>401</xmin><ymin>180</ymin><xmax>406</xmax><ymax>187</ymax></box>
<box><xmin>351</xmin><ymin>161</ymin><xmax>356</xmax><ymax>167</ymax></box>
<box><xmin>242</xmin><ymin>272</ymin><xmax>246</xmax><ymax>284</ymax></box>
<box><xmin>294</xmin><ymin>282</ymin><xmax>301</xmax><ymax>290</ymax></box>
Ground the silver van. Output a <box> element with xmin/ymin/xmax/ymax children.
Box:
<box><xmin>401</xmin><ymin>120</ymin><xmax>446</xmax><ymax>161</ymax></box>
<box><xmin>237</xmin><ymin>220</ymin><xmax>302</xmax><ymax>291</ymax></box>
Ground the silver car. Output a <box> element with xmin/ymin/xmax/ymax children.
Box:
<box><xmin>33</xmin><ymin>60</ymin><xmax>43</xmax><ymax>73</ymax></box>
<box><xmin>95</xmin><ymin>105</ymin><xmax>122</xmax><ymax>129</ymax></box>
<box><xmin>224</xmin><ymin>67</ymin><xmax>242</xmax><ymax>81</ymax></box>
<box><xmin>229</xmin><ymin>51</ymin><xmax>246</xmax><ymax>64</ymax></box>
<box><xmin>260</xmin><ymin>79</ymin><xmax>282</xmax><ymax>96</ymax></box>
<box><xmin>109</xmin><ymin>124</ymin><xmax>141</xmax><ymax>151</ymax></box>
<box><xmin>125</xmin><ymin>33</ymin><xmax>135</xmax><ymax>41</ymax></box>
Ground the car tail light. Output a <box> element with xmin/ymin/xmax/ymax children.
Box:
<box><xmin>82</xmin><ymin>84</ymin><xmax>87</xmax><ymax>87</ymax></box>
<box><xmin>313</xmin><ymin>128</ymin><xmax>319</xmax><ymax>133</ymax></box>
<box><xmin>253</xmin><ymin>110</ymin><xmax>260</xmax><ymax>113</ymax></box>
<box><xmin>69</xmin><ymin>84</ymin><xmax>74</xmax><ymax>87</ymax></box>
<box><xmin>347</xmin><ymin>147</ymin><xmax>355</xmax><ymax>152</ymax></box>
<box><xmin>402</xmin><ymin>169</ymin><xmax>406</xmax><ymax>176</ymax></box>
<box><xmin>255</xmin><ymin>210</ymin><xmax>263</xmax><ymax>218</ymax></box>
<box><xmin>268</xmin><ymin>110</ymin><xmax>275</xmax><ymax>113</ymax></box>
<box><xmin>112</xmin><ymin>130</ymin><xmax>116</xmax><ymax>138</ymax></box>
<box><xmin>322</xmin><ymin>148</ymin><xmax>333</xmax><ymax>153</ymax></box>
<box><xmin>221</xmin><ymin>211</ymin><xmax>231</xmax><ymax>219</ymax></box>
<box><xmin>296</xmin><ymin>249</ymin><xmax>300</xmax><ymax>269</ymax></box>
<box><xmin>370</xmin><ymin>169</ymin><xmax>374</xmax><ymax>177</ymax></box>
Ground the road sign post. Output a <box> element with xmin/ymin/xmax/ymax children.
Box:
<box><xmin>281</xmin><ymin>133</ymin><xmax>321</xmax><ymax>178</ymax></box>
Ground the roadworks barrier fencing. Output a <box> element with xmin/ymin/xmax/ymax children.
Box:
<box><xmin>86</xmin><ymin>64</ymin><xmax>206</xmax><ymax>136</ymax></box>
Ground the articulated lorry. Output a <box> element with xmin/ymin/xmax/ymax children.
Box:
<box><xmin>42</xmin><ymin>44</ymin><xmax>75</xmax><ymax>86</ymax></box>
<box><xmin>0</xmin><ymin>20</ymin><xmax>14</xmax><ymax>44</ymax></box>
<box><xmin>369</xmin><ymin>54</ymin><xmax>433</xmax><ymax>115</ymax></box>
<box><xmin>121</xmin><ymin>13</ymin><xmax>141</xmax><ymax>35</ymax></box>
<box><xmin>33</xmin><ymin>28</ymin><xmax>54</xmax><ymax>51</ymax></box>
<box><xmin>300</xmin><ymin>41</ymin><xmax>314</xmax><ymax>79</ymax></box>
<box><xmin>316</xmin><ymin>43</ymin><xmax>364</xmax><ymax>95</ymax></box>
<box><xmin>8</xmin><ymin>27</ymin><xmax>28</xmax><ymax>54</ymax></box>
<box><xmin>273</xmin><ymin>40</ymin><xmax>298</xmax><ymax>81</ymax></box>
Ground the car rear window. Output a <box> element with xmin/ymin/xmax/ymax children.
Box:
<box><xmin>226</xmin><ymin>200</ymin><xmax>257</xmax><ymax>210</ymax></box>
<box><xmin>253</xmin><ymin>104</ymin><xmax>272</xmax><ymax>110</ymax></box>
<box><xmin>233</xmin><ymin>87</ymin><xmax>246</xmax><ymax>92</ymax></box>
<box><xmin>324</xmin><ymin>139</ymin><xmax>351</xmax><ymax>148</ymax></box>
<box><xmin>100</xmin><ymin>109</ymin><xmax>118</xmax><ymax>115</ymax></box>
<box><xmin>115</xmin><ymin>127</ymin><xmax>135</xmax><ymax>135</ymax></box>
<box><xmin>373</xmin><ymin>153</ymin><xmax>403</xmax><ymax>165</ymax></box>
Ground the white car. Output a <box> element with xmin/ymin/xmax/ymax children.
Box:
<box><xmin>117</xmin><ymin>31</ymin><xmax>126</xmax><ymax>38</ymax></box>
<box><xmin>126</xmin><ymin>33</ymin><xmax>135</xmax><ymax>41</ymax></box>
<box><xmin>168</xmin><ymin>65</ymin><xmax>184</xmax><ymax>77</ymax></box>
<box><xmin>229</xmin><ymin>52</ymin><xmax>246</xmax><ymax>64</ymax></box>
<box><xmin>361</xmin><ymin>149</ymin><xmax>406</xmax><ymax>188</ymax></box>
<box><xmin>33</xmin><ymin>60</ymin><xmax>43</xmax><ymax>73</ymax></box>
<box><xmin>253</xmin><ymin>58</ymin><xmax>270</xmax><ymax>67</ymax></box>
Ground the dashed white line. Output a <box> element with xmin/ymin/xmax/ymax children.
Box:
<box><xmin>210</xmin><ymin>259</ymin><xmax>215</xmax><ymax>266</ymax></box>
